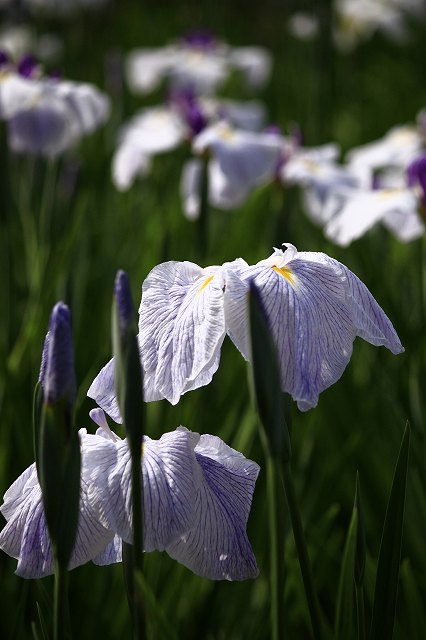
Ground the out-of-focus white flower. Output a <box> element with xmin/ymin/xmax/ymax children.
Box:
<box><xmin>126</xmin><ymin>33</ymin><xmax>272</xmax><ymax>96</ymax></box>
<box><xmin>334</xmin><ymin>0</ymin><xmax>407</xmax><ymax>52</ymax></box>
<box><xmin>89</xmin><ymin>244</ymin><xmax>403</xmax><ymax>414</ymax></box>
<box><xmin>287</xmin><ymin>13</ymin><xmax>319</xmax><ymax>40</ymax></box>
<box><xmin>279</xmin><ymin>143</ymin><xmax>359</xmax><ymax>224</ymax></box>
<box><xmin>112</xmin><ymin>106</ymin><xmax>185</xmax><ymax>191</ymax></box>
<box><xmin>180</xmin><ymin>121</ymin><xmax>282</xmax><ymax>218</ymax></box>
<box><xmin>324</xmin><ymin>186</ymin><xmax>421</xmax><ymax>245</ymax></box>
<box><xmin>0</xmin><ymin>57</ymin><xmax>110</xmax><ymax>156</ymax></box>
<box><xmin>111</xmin><ymin>92</ymin><xmax>269</xmax><ymax>193</ymax></box>
<box><xmin>0</xmin><ymin>25</ymin><xmax>63</xmax><ymax>62</ymax></box>
<box><xmin>347</xmin><ymin>125</ymin><xmax>423</xmax><ymax>187</ymax></box>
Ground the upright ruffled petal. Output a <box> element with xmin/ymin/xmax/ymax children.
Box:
<box><xmin>138</xmin><ymin>261</ymin><xmax>226</xmax><ymax>404</ymax></box>
<box><xmin>86</xmin><ymin>428</ymin><xmax>199</xmax><ymax>551</ymax></box>
<box><xmin>166</xmin><ymin>434</ymin><xmax>259</xmax><ymax>580</ymax></box>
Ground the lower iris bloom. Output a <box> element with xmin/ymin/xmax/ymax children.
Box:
<box><xmin>87</xmin><ymin>410</ymin><xmax>260</xmax><ymax>580</ymax></box>
<box><xmin>89</xmin><ymin>243</ymin><xmax>404</xmax><ymax>414</ymax></box>
<box><xmin>0</xmin><ymin>413</ymin><xmax>259</xmax><ymax>582</ymax></box>
<box><xmin>0</xmin><ymin>430</ymin><xmax>115</xmax><ymax>578</ymax></box>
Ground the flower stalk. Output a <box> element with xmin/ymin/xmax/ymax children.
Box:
<box><xmin>112</xmin><ymin>270</ymin><xmax>146</xmax><ymax>639</ymax></box>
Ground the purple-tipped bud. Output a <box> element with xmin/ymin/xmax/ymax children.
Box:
<box><xmin>114</xmin><ymin>270</ymin><xmax>135</xmax><ymax>337</ymax></box>
<box><xmin>43</xmin><ymin>302</ymin><xmax>76</xmax><ymax>407</ymax></box>
<box><xmin>0</xmin><ymin>50</ymin><xmax>10</xmax><ymax>68</ymax></box>
<box><xmin>407</xmin><ymin>154</ymin><xmax>426</xmax><ymax>203</ymax></box>
<box><xmin>17</xmin><ymin>55</ymin><xmax>39</xmax><ymax>79</ymax></box>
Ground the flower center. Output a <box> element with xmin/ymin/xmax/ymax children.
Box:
<box><xmin>198</xmin><ymin>275</ymin><xmax>214</xmax><ymax>293</ymax></box>
<box><xmin>272</xmin><ymin>265</ymin><xmax>294</xmax><ymax>285</ymax></box>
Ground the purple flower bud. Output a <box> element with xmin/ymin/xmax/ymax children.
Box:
<box><xmin>407</xmin><ymin>154</ymin><xmax>426</xmax><ymax>203</ymax></box>
<box><xmin>43</xmin><ymin>302</ymin><xmax>76</xmax><ymax>407</ymax></box>
<box><xmin>114</xmin><ymin>270</ymin><xmax>135</xmax><ymax>337</ymax></box>
<box><xmin>17</xmin><ymin>55</ymin><xmax>39</xmax><ymax>79</ymax></box>
<box><xmin>371</xmin><ymin>172</ymin><xmax>382</xmax><ymax>190</ymax></box>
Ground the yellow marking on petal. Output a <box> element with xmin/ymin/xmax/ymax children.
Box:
<box><xmin>272</xmin><ymin>265</ymin><xmax>295</xmax><ymax>285</ymax></box>
<box><xmin>198</xmin><ymin>275</ymin><xmax>214</xmax><ymax>293</ymax></box>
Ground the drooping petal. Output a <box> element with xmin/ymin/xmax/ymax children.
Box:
<box><xmin>0</xmin><ymin>433</ymin><xmax>115</xmax><ymax>579</ymax></box>
<box><xmin>92</xmin><ymin>534</ymin><xmax>122</xmax><ymax>566</ymax></box>
<box><xmin>299</xmin><ymin>251</ymin><xmax>404</xmax><ymax>353</ymax></box>
<box><xmin>138</xmin><ymin>261</ymin><xmax>227</xmax><ymax>405</ymax></box>
<box><xmin>126</xmin><ymin>47</ymin><xmax>174</xmax><ymax>95</ymax></box>
<box><xmin>87</xmin><ymin>358</ymin><xmax>122</xmax><ymax>423</ymax></box>
<box><xmin>166</xmin><ymin>434</ymin><xmax>259</xmax><ymax>580</ymax></box>
<box><xmin>193</xmin><ymin>122</ymin><xmax>281</xmax><ymax>193</ymax></box>
<box><xmin>86</xmin><ymin>427</ymin><xmax>199</xmax><ymax>551</ymax></box>
<box><xmin>113</xmin><ymin>141</ymin><xmax>152</xmax><ymax>191</ymax></box>
<box><xmin>224</xmin><ymin>246</ymin><xmax>403</xmax><ymax>411</ymax></box>
<box><xmin>324</xmin><ymin>187</ymin><xmax>418</xmax><ymax>246</ymax></box>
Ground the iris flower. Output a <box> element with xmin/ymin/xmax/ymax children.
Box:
<box><xmin>0</xmin><ymin>54</ymin><xmax>110</xmax><ymax>156</ymax></box>
<box><xmin>181</xmin><ymin>121</ymin><xmax>283</xmax><ymax>218</ymax></box>
<box><xmin>87</xmin><ymin>409</ymin><xmax>260</xmax><ymax>580</ymax></box>
<box><xmin>89</xmin><ymin>244</ymin><xmax>403</xmax><ymax>415</ymax></box>
<box><xmin>126</xmin><ymin>32</ymin><xmax>271</xmax><ymax>97</ymax></box>
<box><xmin>112</xmin><ymin>92</ymin><xmax>267</xmax><ymax>193</ymax></box>
<box><xmin>0</xmin><ymin>414</ymin><xmax>259</xmax><ymax>582</ymax></box>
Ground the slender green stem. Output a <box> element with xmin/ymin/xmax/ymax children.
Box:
<box><xmin>281</xmin><ymin>462</ymin><xmax>323</xmax><ymax>640</ymax></box>
<box><xmin>197</xmin><ymin>155</ymin><xmax>209</xmax><ymax>260</ymax></box>
<box><xmin>356</xmin><ymin>584</ymin><xmax>366</xmax><ymax>640</ymax></box>
<box><xmin>53</xmin><ymin>560</ymin><xmax>70</xmax><ymax>640</ymax></box>
<box><xmin>265</xmin><ymin>454</ymin><xmax>285</xmax><ymax>640</ymax></box>
<box><xmin>129</xmin><ymin>447</ymin><xmax>146</xmax><ymax>639</ymax></box>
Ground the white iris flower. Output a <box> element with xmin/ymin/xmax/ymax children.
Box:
<box><xmin>89</xmin><ymin>244</ymin><xmax>403</xmax><ymax>415</ymax></box>
<box><xmin>0</xmin><ymin>413</ymin><xmax>259</xmax><ymax>581</ymax></box>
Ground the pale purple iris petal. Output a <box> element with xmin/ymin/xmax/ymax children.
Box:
<box><xmin>0</xmin><ymin>433</ymin><xmax>115</xmax><ymax>579</ymax></box>
<box><xmin>138</xmin><ymin>261</ymin><xmax>226</xmax><ymax>405</ymax></box>
<box><xmin>224</xmin><ymin>247</ymin><xmax>403</xmax><ymax>411</ymax></box>
<box><xmin>8</xmin><ymin>102</ymin><xmax>70</xmax><ymax>156</ymax></box>
<box><xmin>382</xmin><ymin>207</ymin><xmax>425</xmax><ymax>242</ymax></box>
<box><xmin>86</xmin><ymin>428</ymin><xmax>199</xmax><ymax>551</ymax></box>
<box><xmin>300</xmin><ymin>251</ymin><xmax>404</xmax><ymax>352</ymax></box>
<box><xmin>87</xmin><ymin>358</ymin><xmax>122</xmax><ymax>423</ymax></box>
<box><xmin>166</xmin><ymin>434</ymin><xmax>259</xmax><ymax>581</ymax></box>
<box><xmin>92</xmin><ymin>534</ymin><xmax>122</xmax><ymax>565</ymax></box>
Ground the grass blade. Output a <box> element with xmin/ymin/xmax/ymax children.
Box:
<box><xmin>370</xmin><ymin>423</ymin><xmax>410</xmax><ymax>640</ymax></box>
<box><xmin>335</xmin><ymin>502</ymin><xmax>358</xmax><ymax>640</ymax></box>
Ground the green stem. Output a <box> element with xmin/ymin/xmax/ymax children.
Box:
<box><xmin>129</xmin><ymin>447</ymin><xmax>145</xmax><ymax>639</ymax></box>
<box><xmin>281</xmin><ymin>462</ymin><xmax>323</xmax><ymax>640</ymax></box>
<box><xmin>265</xmin><ymin>454</ymin><xmax>285</xmax><ymax>640</ymax></box>
<box><xmin>356</xmin><ymin>584</ymin><xmax>366</xmax><ymax>640</ymax></box>
<box><xmin>53</xmin><ymin>560</ymin><xmax>70</xmax><ymax>640</ymax></box>
<box><xmin>197</xmin><ymin>155</ymin><xmax>209</xmax><ymax>260</ymax></box>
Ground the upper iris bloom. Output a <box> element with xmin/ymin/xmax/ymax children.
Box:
<box><xmin>89</xmin><ymin>244</ymin><xmax>403</xmax><ymax>415</ymax></box>
<box><xmin>126</xmin><ymin>32</ymin><xmax>271</xmax><ymax>97</ymax></box>
<box><xmin>0</xmin><ymin>53</ymin><xmax>110</xmax><ymax>156</ymax></box>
